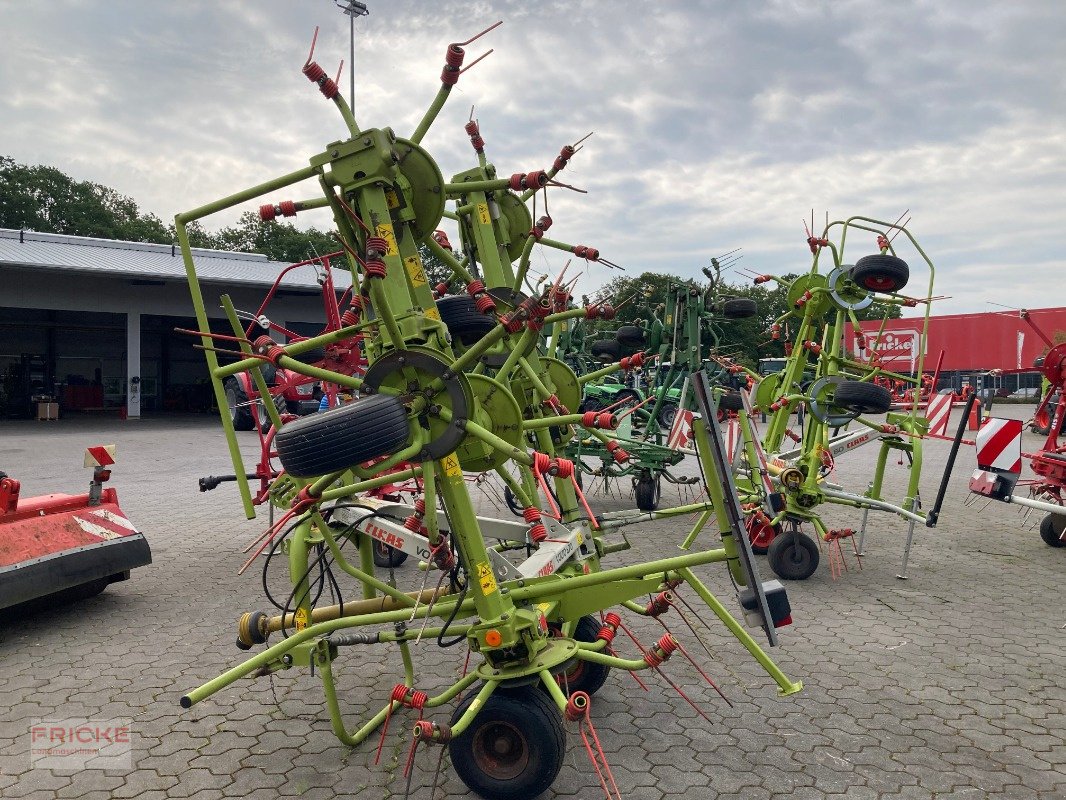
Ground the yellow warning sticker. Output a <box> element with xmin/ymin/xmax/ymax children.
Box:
<box><xmin>375</xmin><ymin>223</ymin><xmax>398</xmax><ymax>256</ymax></box>
<box><xmin>405</xmin><ymin>255</ymin><xmax>427</xmax><ymax>287</ymax></box>
<box><xmin>441</xmin><ymin>453</ymin><xmax>462</xmax><ymax>477</ymax></box>
<box><xmin>476</xmin><ymin>562</ymin><xmax>498</xmax><ymax>595</ymax></box>
<box><xmin>294</xmin><ymin>607</ymin><xmax>309</xmax><ymax>631</ymax></box>
<box><xmin>424</xmin><ymin>307</ymin><xmax>441</xmax><ymax>321</ymax></box>
<box><xmin>384</xmin><ymin>189</ymin><xmax>400</xmax><ymax>209</ymax></box>
<box><xmin>476</xmin><ymin>202</ymin><xmax>491</xmax><ymax>226</ymax></box>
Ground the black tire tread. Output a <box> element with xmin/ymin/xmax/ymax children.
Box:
<box><xmin>275</xmin><ymin>394</ymin><xmax>409</xmax><ymax>478</ymax></box>
<box><xmin>437</xmin><ymin>295</ymin><xmax>497</xmax><ymax>346</ymax></box>
<box><xmin>449</xmin><ymin>686</ymin><xmax>565</xmax><ymax>800</ymax></box>
<box><xmin>851</xmin><ymin>254</ymin><xmax>909</xmax><ymax>293</ymax></box>
<box><xmin>722</xmin><ymin>297</ymin><xmax>758</xmax><ymax>319</ymax></box>
<box><xmin>833</xmin><ymin>380</ymin><xmax>893</xmax><ymax>415</ymax></box>
<box><xmin>1040</xmin><ymin>513</ymin><xmax>1066</xmax><ymax>547</ymax></box>
<box><xmin>767</xmin><ymin>531</ymin><xmax>820</xmax><ymax>580</ymax></box>
<box><xmin>615</xmin><ymin>325</ymin><xmax>646</xmax><ymax>346</ymax></box>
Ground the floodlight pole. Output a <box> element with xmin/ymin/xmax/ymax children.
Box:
<box><xmin>335</xmin><ymin>1</ymin><xmax>369</xmax><ymax>110</ymax></box>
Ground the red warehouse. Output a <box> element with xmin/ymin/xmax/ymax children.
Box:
<box><xmin>845</xmin><ymin>306</ymin><xmax>1066</xmax><ymax>391</ymax></box>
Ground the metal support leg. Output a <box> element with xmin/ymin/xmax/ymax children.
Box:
<box><xmin>897</xmin><ymin>497</ymin><xmax>918</xmax><ymax>579</ymax></box>
<box><xmin>855</xmin><ymin>496</ymin><xmax>871</xmax><ymax>556</ymax></box>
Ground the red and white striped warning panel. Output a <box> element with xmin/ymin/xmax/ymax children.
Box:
<box><xmin>924</xmin><ymin>393</ymin><xmax>952</xmax><ymax>437</ymax></box>
<box><xmin>667</xmin><ymin>409</ymin><xmax>695</xmax><ymax>450</ymax></box>
<box><xmin>975</xmin><ymin>417</ymin><xmax>1022</xmax><ymax>473</ymax></box>
<box><xmin>83</xmin><ymin>445</ymin><xmax>117</xmax><ymax>468</ymax></box>
<box><xmin>72</xmin><ymin>508</ymin><xmax>140</xmax><ymax>540</ymax></box>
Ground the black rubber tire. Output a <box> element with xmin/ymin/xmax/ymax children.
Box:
<box><xmin>449</xmin><ymin>686</ymin><xmax>565</xmax><ymax>800</ymax></box>
<box><xmin>260</xmin><ymin>363</ymin><xmax>279</xmax><ymax>385</ymax></box>
<box><xmin>1032</xmin><ymin>408</ymin><xmax>1051</xmax><ymax>436</ymax></box>
<box><xmin>1032</xmin><ymin>401</ymin><xmax>1066</xmax><ymax>435</ymax></box>
<box><xmin>612</xmin><ymin>388</ymin><xmax>642</xmax><ymax>410</ymax></box>
<box><xmin>1040</xmin><ymin>514</ymin><xmax>1066</xmax><ymax>547</ymax></box>
<box><xmin>722</xmin><ymin>297</ymin><xmax>758</xmax><ymax>319</ymax></box>
<box><xmin>372</xmin><ymin>538</ymin><xmax>409</xmax><ymax>568</ymax></box>
<box><xmin>589</xmin><ymin>339</ymin><xmax>621</xmax><ymax>362</ymax></box>
<box><xmin>719</xmin><ymin>391</ymin><xmax>744</xmax><ymax>412</ymax></box>
<box><xmin>437</xmin><ymin>295</ymin><xmax>497</xmax><ymax>346</ymax></box>
<box><xmin>850</xmin><ymin>254</ymin><xmax>910</xmax><ymax>293</ymax></box>
<box><xmin>832</xmin><ymin>380</ymin><xmax>893</xmax><ymax>415</ymax></box>
<box><xmin>657</xmin><ymin>402</ymin><xmax>679</xmax><ymax>428</ymax></box>
<box><xmin>615</xmin><ymin>325</ymin><xmax>646</xmax><ymax>347</ymax></box>
<box><xmin>767</xmin><ymin>531</ymin><xmax>820</xmax><ymax>580</ymax></box>
<box><xmin>275</xmin><ymin>394</ymin><xmax>409</xmax><ymax>478</ymax></box>
<box><xmin>578</xmin><ymin>396</ymin><xmax>604</xmax><ymax>413</ymax></box>
<box><xmin>635</xmin><ymin>473</ymin><xmax>661</xmax><ymax>511</ymax></box>
<box><xmin>554</xmin><ymin>616</ymin><xmax>610</xmax><ymax>696</ymax></box>
<box><xmin>225</xmin><ymin>377</ymin><xmax>256</xmax><ymax>431</ymax></box>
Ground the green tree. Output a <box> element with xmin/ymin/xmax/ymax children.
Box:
<box><xmin>0</xmin><ymin>156</ymin><xmax>171</xmax><ymax>242</ymax></box>
<box><xmin>212</xmin><ymin>211</ymin><xmax>339</xmax><ymax>263</ymax></box>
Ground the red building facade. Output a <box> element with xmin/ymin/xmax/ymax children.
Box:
<box><xmin>845</xmin><ymin>306</ymin><xmax>1066</xmax><ymax>386</ymax></box>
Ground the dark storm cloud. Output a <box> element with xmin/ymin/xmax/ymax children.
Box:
<box><xmin>1</xmin><ymin>0</ymin><xmax>1063</xmax><ymax>313</ymax></box>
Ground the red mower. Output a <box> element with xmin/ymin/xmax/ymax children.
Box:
<box><xmin>0</xmin><ymin>446</ymin><xmax>151</xmax><ymax>611</ymax></box>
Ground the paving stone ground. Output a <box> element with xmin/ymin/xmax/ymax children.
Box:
<box><xmin>1</xmin><ymin>403</ymin><xmax>1064</xmax><ymax>799</ymax></box>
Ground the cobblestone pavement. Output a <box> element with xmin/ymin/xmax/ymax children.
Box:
<box><xmin>1</xmin><ymin>403</ymin><xmax>1064</xmax><ymax>800</ymax></box>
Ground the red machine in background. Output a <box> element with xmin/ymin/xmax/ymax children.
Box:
<box><xmin>967</xmin><ymin>310</ymin><xmax>1066</xmax><ymax>547</ymax></box>
<box><xmin>0</xmin><ymin>446</ymin><xmax>151</xmax><ymax>611</ymax></box>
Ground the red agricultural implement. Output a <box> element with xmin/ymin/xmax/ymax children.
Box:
<box><xmin>966</xmin><ymin>310</ymin><xmax>1066</xmax><ymax>546</ymax></box>
<box><xmin>0</xmin><ymin>446</ymin><xmax>151</xmax><ymax>611</ymax></box>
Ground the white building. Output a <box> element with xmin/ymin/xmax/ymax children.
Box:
<box><xmin>0</xmin><ymin>228</ymin><xmax>351</xmax><ymax>418</ymax></box>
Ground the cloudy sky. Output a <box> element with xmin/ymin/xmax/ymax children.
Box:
<box><xmin>1</xmin><ymin>0</ymin><xmax>1063</xmax><ymax>316</ymax></box>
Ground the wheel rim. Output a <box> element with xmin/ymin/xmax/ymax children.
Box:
<box><xmin>471</xmin><ymin>721</ymin><xmax>529</xmax><ymax>780</ymax></box>
<box><xmin>862</xmin><ymin>275</ymin><xmax>896</xmax><ymax>291</ymax></box>
<box><xmin>374</xmin><ymin>540</ymin><xmax>390</xmax><ymax>558</ymax></box>
<box><xmin>1036</xmin><ymin>409</ymin><xmax>1049</xmax><ymax>428</ymax></box>
<box><xmin>786</xmin><ymin>539</ymin><xmax>810</xmax><ymax>568</ymax></box>
<box><xmin>660</xmin><ymin>405</ymin><xmax>677</xmax><ymax>425</ymax></box>
<box><xmin>747</xmin><ymin>519</ymin><xmax>775</xmax><ymax>549</ymax></box>
<box><xmin>225</xmin><ymin>387</ymin><xmax>238</xmax><ymax>421</ymax></box>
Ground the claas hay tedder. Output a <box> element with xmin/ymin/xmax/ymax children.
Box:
<box><xmin>175</xmin><ymin>21</ymin><xmax>801</xmax><ymax>800</ymax></box>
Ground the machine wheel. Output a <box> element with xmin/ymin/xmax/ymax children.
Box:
<box><xmin>437</xmin><ymin>295</ymin><xmax>497</xmax><ymax>346</ymax></box>
<box><xmin>615</xmin><ymin>325</ymin><xmax>646</xmax><ymax>347</ymax></box>
<box><xmin>275</xmin><ymin>395</ymin><xmax>409</xmax><ymax>478</ymax></box>
<box><xmin>1032</xmin><ymin>404</ymin><xmax>1066</xmax><ymax>435</ymax></box>
<box><xmin>225</xmin><ymin>377</ymin><xmax>256</xmax><ymax>431</ymax></box>
<box><xmin>722</xmin><ymin>297</ymin><xmax>758</xmax><ymax>319</ymax></box>
<box><xmin>449</xmin><ymin>686</ymin><xmax>565</xmax><ymax>800</ymax></box>
<box><xmin>850</xmin><ymin>254</ymin><xmax>909</xmax><ymax>293</ymax></box>
<box><xmin>1039</xmin><ymin>513</ymin><xmax>1066</xmax><ymax>547</ymax></box>
<box><xmin>612</xmin><ymin>388</ymin><xmax>642</xmax><ymax>411</ymax></box>
<box><xmin>657</xmin><ymin>402</ymin><xmax>679</xmax><ymax>427</ymax></box>
<box><xmin>832</xmin><ymin>380</ymin><xmax>893</xmax><ymax>415</ymax></box>
<box><xmin>372</xmin><ymin>539</ymin><xmax>409</xmax><ymax>568</ymax></box>
<box><xmin>719</xmin><ymin>391</ymin><xmax>744</xmax><ymax>412</ymax></box>
<box><xmin>553</xmin><ymin>615</ymin><xmax>611</xmax><ymax>696</ymax></box>
<box><xmin>578</xmin><ymin>396</ymin><xmax>604</xmax><ymax>413</ymax></box>
<box><xmin>635</xmin><ymin>472</ymin><xmax>661</xmax><ymax>511</ymax></box>
<box><xmin>767</xmin><ymin>531</ymin><xmax>820</xmax><ymax>580</ymax></box>
<box><xmin>746</xmin><ymin>515</ymin><xmax>780</xmax><ymax>555</ymax></box>
<box><xmin>589</xmin><ymin>339</ymin><xmax>621</xmax><ymax>362</ymax></box>
<box><xmin>1032</xmin><ymin>408</ymin><xmax>1051</xmax><ymax>436</ymax></box>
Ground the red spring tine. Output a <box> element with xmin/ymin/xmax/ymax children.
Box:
<box><xmin>454</xmin><ymin>19</ymin><xmax>502</xmax><ymax>47</ymax></box>
<box><xmin>304</xmin><ymin>26</ymin><xmax>320</xmax><ymax>67</ymax></box>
